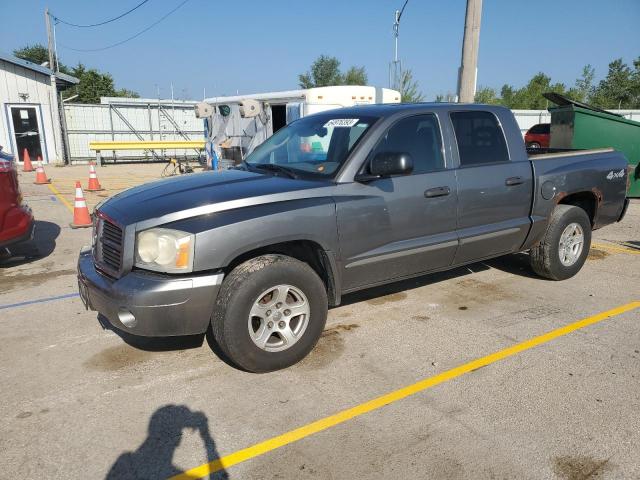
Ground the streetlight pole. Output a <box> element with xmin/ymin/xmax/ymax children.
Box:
<box><xmin>389</xmin><ymin>0</ymin><xmax>409</xmax><ymax>90</ymax></box>
<box><xmin>457</xmin><ymin>0</ymin><xmax>483</xmax><ymax>103</ymax></box>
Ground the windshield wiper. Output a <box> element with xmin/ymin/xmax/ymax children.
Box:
<box><xmin>249</xmin><ymin>163</ymin><xmax>299</xmax><ymax>179</ymax></box>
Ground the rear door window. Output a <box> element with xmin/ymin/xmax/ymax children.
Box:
<box><xmin>450</xmin><ymin>111</ymin><xmax>510</xmax><ymax>166</ymax></box>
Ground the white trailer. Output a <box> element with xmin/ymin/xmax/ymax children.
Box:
<box><xmin>195</xmin><ymin>85</ymin><xmax>400</xmax><ymax>167</ymax></box>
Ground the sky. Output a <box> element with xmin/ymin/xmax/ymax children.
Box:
<box><xmin>1</xmin><ymin>0</ymin><xmax>638</xmax><ymax>101</ymax></box>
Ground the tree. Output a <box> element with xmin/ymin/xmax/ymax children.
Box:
<box><xmin>63</xmin><ymin>65</ymin><xmax>140</xmax><ymax>103</ymax></box>
<box><xmin>343</xmin><ymin>66</ymin><xmax>368</xmax><ymax>86</ymax></box>
<box><xmin>498</xmin><ymin>73</ymin><xmax>566</xmax><ymax>109</ymax></box>
<box><xmin>12</xmin><ymin>43</ymin><xmax>138</xmax><ymax>103</ymax></box>
<box><xmin>116</xmin><ymin>88</ymin><xmax>141</xmax><ymax>99</ymax></box>
<box><xmin>14</xmin><ymin>44</ymin><xmax>72</xmax><ymax>75</ymax></box>
<box><xmin>633</xmin><ymin>57</ymin><xmax>640</xmax><ymax>108</ymax></box>
<box><xmin>566</xmin><ymin>64</ymin><xmax>595</xmax><ymax>103</ymax></box>
<box><xmin>298</xmin><ymin>55</ymin><xmax>343</xmax><ymax>88</ymax></box>
<box><xmin>474</xmin><ymin>86</ymin><xmax>500</xmax><ymax>104</ymax></box>
<box><xmin>396</xmin><ymin>69</ymin><xmax>424</xmax><ymax>103</ymax></box>
<box><xmin>298</xmin><ymin>55</ymin><xmax>369</xmax><ymax>88</ymax></box>
<box><xmin>499</xmin><ymin>84</ymin><xmax>516</xmax><ymax>107</ymax></box>
<box><xmin>590</xmin><ymin>58</ymin><xmax>639</xmax><ymax>109</ymax></box>
<box><xmin>631</xmin><ymin>57</ymin><xmax>640</xmax><ymax>108</ymax></box>
<box><xmin>64</xmin><ymin>64</ymin><xmax>115</xmax><ymax>103</ymax></box>
<box><xmin>436</xmin><ymin>57</ymin><xmax>639</xmax><ymax>110</ymax></box>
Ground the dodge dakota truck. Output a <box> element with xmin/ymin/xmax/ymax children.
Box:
<box><xmin>78</xmin><ymin>104</ymin><xmax>629</xmax><ymax>372</ymax></box>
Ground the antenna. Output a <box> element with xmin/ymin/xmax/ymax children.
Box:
<box><xmin>389</xmin><ymin>0</ymin><xmax>409</xmax><ymax>89</ymax></box>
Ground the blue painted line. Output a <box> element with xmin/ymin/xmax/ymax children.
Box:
<box><xmin>0</xmin><ymin>292</ymin><xmax>79</xmax><ymax>311</ymax></box>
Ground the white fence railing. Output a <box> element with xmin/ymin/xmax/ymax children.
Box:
<box><xmin>63</xmin><ymin>99</ymin><xmax>204</xmax><ymax>163</ymax></box>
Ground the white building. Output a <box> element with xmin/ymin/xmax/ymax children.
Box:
<box><xmin>0</xmin><ymin>53</ymin><xmax>78</xmax><ymax>164</ymax></box>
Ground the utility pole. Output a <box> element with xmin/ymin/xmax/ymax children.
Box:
<box><xmin>45</xmin><ymin>9</ymin><xmax>56</xmax><ymax>70</ymax></box>
<box><xmin>45</xmin><ymin>8</ymin><xmax>66</xmax><ymax>164</ymax></box>
<box><xmin>456</xmin><ymin>0</ymin><xmax>482</xmax><ymax>103</ymax></box>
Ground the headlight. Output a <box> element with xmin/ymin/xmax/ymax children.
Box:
<box><xmin>134</xmin><ymin>228</ymin><xmax>195</xmax><ymax>273</ymax></box>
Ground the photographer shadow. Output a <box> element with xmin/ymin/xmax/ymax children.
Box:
<box><xmin>106</xmin><ymin>404</ymin><xmax>228</xmax><ymax>480</ymax></box>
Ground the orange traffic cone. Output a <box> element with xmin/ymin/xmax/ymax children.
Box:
<box><xmin>70</xmin><ymin>181</ymin><xmax>92</xmax><ymax>229</ymax></box>
<box><xmin>22</xmin><ymin>148</ymin><xmax>34</xmax><ymax>172</ymax></box>
<box><xmin>86</xmin><ymin>162</ymin><xmax>103</xmax><ymax>191</ymax></box>
<box><xmin>34</xmin><ymin>160</ymin><xmax>50</xmax><ymax>184</ymax></box>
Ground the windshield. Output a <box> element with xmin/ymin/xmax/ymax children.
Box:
<box><xmin>245</xmin><ymin>114</ymin><xmax>377</xmax><ymax>178</ymax></box>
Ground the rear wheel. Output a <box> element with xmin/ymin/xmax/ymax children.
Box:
<box><xmin>527</xmin><ymin>142</ymin><xmax>541</xmax><ymax>149</ymax></box>
<box><xmin>530</xmin><ymin>205</ymin><xmax>592</xmax><ymax>280</ymax></box>
<box><xmin>211</xmin><ymin>254</ymin><xmax>328</xmax><ymax>372</ymax></box>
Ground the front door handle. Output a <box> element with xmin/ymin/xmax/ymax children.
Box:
<box><xmin>424</xmin><ymin>186</ymin><xmax>451</xmax><ymax>198</ymax></box>
<box><xmin>505</xmin><ymin>176</ymin><xmax>524</xmax><ymax>186</ymax></box>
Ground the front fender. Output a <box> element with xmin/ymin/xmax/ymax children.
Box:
<box><xmin>163</xmin><ymin>197</ymin><xmax>339</xmax><ymax>271</ymax></box>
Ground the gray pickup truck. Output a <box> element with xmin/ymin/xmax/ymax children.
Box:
<box><xmin>78</xmin><ymin>104</ymin><xmax>629</xmax><ymax>372</ymax></box>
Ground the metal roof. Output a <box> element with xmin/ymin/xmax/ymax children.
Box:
<box><xmin>0</xmin><ymin>52</ymin><xmax>79</xmax><ymax>87</ymax></box>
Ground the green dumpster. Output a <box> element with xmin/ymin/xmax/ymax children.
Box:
<box><xmin>545</xmin><ymin>93</ymin><xmax>640</xmax><ymax>197</ymax></box>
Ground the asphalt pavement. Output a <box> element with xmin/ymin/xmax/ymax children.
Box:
<box><xmin>1</xmin><ymin>165</ymin><xmax>639</xmax><ymax>479</ymax></box>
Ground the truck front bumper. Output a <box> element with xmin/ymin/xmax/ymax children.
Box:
<box><xmin>77</xmin><ymin>247</ymin><xmax>223</xmax><ymax>336</ymax></box>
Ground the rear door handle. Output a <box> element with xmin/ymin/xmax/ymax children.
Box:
<box><xmin>505</xmin><ymin>176</ymin><xmax>524</xmax><ymax>186</ymax></box>
<box><xmin>424</xmin><ymin>186</ymin><xmax>451</xmax><ymax>198</ymax></box>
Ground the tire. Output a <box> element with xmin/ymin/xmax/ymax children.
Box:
<box><xmin>211</xmin><ymin>254</ymin><xmax>328</xmax><ymax>372</ymax></box>
<box><xmin>530</xmin><ymin>205</ymin><xmax>592</xmax><ymax>280</ymax></box>
<box><xmin>527</xmin><ymin>142</ymin><xmax>541</xmax><ymax>149</ymax></box>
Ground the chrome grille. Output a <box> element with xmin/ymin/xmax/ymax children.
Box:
<box><xmin>97</xmin><ymin>218</ymin><xmax>123</xmax><ymax>273</ymax></box>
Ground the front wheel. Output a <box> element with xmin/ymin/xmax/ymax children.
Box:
<box><xmin>211</xmin><ymin>254</ymin><xmax>328</xmax><ymax>372</ymax></box>
<box><xmin>530</xmin><ymin>205</ymin><xmax>592</xmax><ymax>280</ymax></box>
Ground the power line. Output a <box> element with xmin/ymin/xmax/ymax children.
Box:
<box><xmin>59</xmin><ymin>0</ymin><xmax>191</xmax><ymax>52</ymax></box>
<box><xmin>54</xmin><ymin>0</ymin><xmax>152</xmax><ymax>28</ymax></box>
<box><xmin>397</xmin><ymin>0</ymin><xmax>409</xmax><ymax>22</ymax></box>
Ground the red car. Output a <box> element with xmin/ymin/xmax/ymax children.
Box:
<box><xmin>0</xmin><ymin>146</ymin><xmax>34</xmax><ymax>250</ymax></box>
<box><xmin>524</xmin><ymin>123</ymin><xmax>550</xmax><ymax>149</ymax></box>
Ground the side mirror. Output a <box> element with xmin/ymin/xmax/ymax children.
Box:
<box><xmin>355</xmin><ymin>152</ymin><xmax>413</xmax><ymax>182</ymax></box>
<box><xmin>370</xmin><ymin>152</ymin><xmax>413</xmax><ymax>176</ymax></box>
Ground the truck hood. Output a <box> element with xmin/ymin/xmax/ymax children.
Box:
<box><xmin>99</xmin><ymin>169</ymin><xmax>334</xmax><ymax>227</ymax></box>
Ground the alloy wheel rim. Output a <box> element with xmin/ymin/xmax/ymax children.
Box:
<box><xmin>248</xmin><ymin>284</ymin><xmax>310</xmax><ymax>352</ymax></box>
<box><xmin>558</xmin><ymin>222</ymin><xmax>584</xmax><ymax>267</ymax></box>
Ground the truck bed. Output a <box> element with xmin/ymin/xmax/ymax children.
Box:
<box><xmin>522</xmin><ymin>146</ymin><xmax>628</xmax><ymax>251</ymax></box>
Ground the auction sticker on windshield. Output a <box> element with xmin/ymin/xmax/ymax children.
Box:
<box><xmin>324</xmin><ymin>118</ymin><xmax>359</xmax><ymax>128</ymax></box>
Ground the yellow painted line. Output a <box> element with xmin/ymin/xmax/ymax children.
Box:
<box><xmin>47</xmin><ymin>182</ymin><xmax>74</xmax><ymax>214</ymax></box>
<box><xmin>171</xmin><ymin>301</ymin><xmax>640</xmax><ymax>480</ymax></box>
<box><xmin>592</xmin><ymin>242</ymin><xmax>640</xmax><ymax>256</ymax></box>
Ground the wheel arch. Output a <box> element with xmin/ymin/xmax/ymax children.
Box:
<box><xmin>225</xmin><ymin>239</ymin><xmax>341</xmax><ymax>307</ymax></box>
<box><xmin>556</xmin><ymin>190</ymin><xmax>599</xmax><ymax>227</ymax></box>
